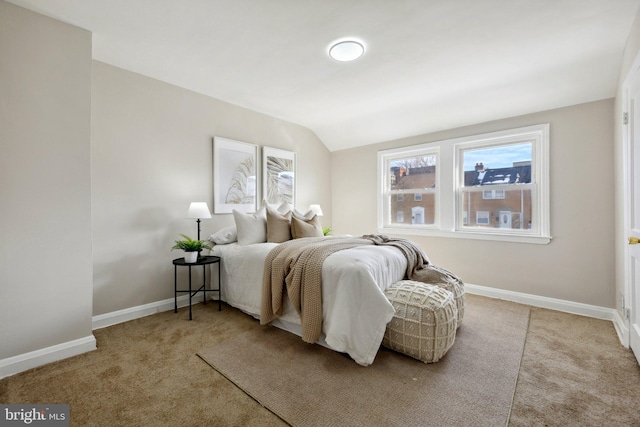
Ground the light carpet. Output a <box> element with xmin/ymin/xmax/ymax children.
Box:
<box><xmin>198</xmin><ymin>296</ymin><xmax>530</xmax><ymax>427</ymax></box>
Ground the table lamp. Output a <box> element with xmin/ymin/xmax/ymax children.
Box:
<box><xmin>187</xmin><ymin>202</ymin><xmax>211</xmax><ymax>259</ymax></box>
<box><xmin>309</xmin><ymin>204</ymin><xmax>323</xmax><ymax>216</ymax></box>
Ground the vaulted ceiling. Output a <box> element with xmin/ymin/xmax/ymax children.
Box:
<box><xmin>8</xmin><ymin>0</ymin><xmax>640</xmax><ymax>151</ymax></box>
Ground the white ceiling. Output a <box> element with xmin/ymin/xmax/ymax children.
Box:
<box><xmin>7</xmin><ymin>0</ymin><xmax>640</xmax><ymax>151</ymax></box>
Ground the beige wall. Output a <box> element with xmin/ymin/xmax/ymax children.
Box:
<box><xmin>91</xmin><ymin>62</ymin><xmax>331</xmax><ymax>315</ymax></box>
<box><xmin>0</xmin><ymin>1</ymin><xmax>93</xmax><ymax>358</ymax></box>
<box><xmin>332</xmin><ymin>99</ymin><xmax>615</xmax><ymax>307</ymax></box>
<box><xmin>614</xmin><ymin>7</ymin><xmax>640</xmax><ymax>317</ymax></box>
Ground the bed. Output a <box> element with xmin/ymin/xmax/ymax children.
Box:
<box><xmin>211</xmin><ymin>238</ymin><xmax>407</xmax><ymax>366</ymax></box>
<box><xmin>206</xmin><ymin>205</ymin><xmax>465</xmax><ymax>366</ymax></box>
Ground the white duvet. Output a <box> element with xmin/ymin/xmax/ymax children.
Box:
<box><xmin>211</xmin><ymin>241</ymin><xmax>407</xmax><ymax>365</ymax></box>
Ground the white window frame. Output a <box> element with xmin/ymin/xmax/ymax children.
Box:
<box><xmin>378</xmin><ymin>147</ymin><xmax>439</xmax><ymax>231</ymax></box>
<box><xmin>377</xmin><ymin>124</ymin><xmax>551</xmax><ymax>244</ymax></box>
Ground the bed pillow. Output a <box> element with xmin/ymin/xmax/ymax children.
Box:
<box><xmin>291</xmin><ymin>214</ymin><xmax>323</xmax><ymax>238</ymax></box>
<box><xmin>266</xmin><ymin>206</ymin><xmax>292</xmax><ymax>243</ymax></box>
<box><xmin>208</xmin><ymin>225</ymin><xmax>237</xmax><ymax>245</ymax></box>
<box><xmin>293</xmin><ymin>208</ymin><xmax>315</xmax><ymax>220</ymax></box>
<box><xmin>277</xmin><ymin>202</ymin><xmax>293</xmax><ymax>214</ymax></box>
<box><xmin>233</xmin><ymin>208</ymin><xmax>267</xmax><ymax>245</ymax></box>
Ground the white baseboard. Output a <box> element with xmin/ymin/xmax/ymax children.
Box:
<box><xmin>613</xmin><ymin>309</ymin><xmax>630</xmax><ymax>348</ymax></box>
<box><xmin>0</xmin><ymin>335</ymin><xmax>96</xmax><ymax>380</ymax></box>
<box><xmin>92</xmin><ymin>294</ymin><xmax>192</xmax><ymax>330</ymax></box>
<box><xmin>465</xmin><ymin>283</ymin><xmax>615</xmax><ymax>321</ymax></box>
<box><xmin>1</xmin><ymin>285</ymin><xmax>616</xmax><ymax>380</ymax></box>
<box><xmin>0</xmin><ymin>296</ymin><xmax>193</xmax><ymax>379</ymax></box>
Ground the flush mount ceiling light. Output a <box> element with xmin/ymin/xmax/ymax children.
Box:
<box><xmin>329</xmin><ymin>40</ymin><xmax>365</xmax><ymax>62</ymax></box>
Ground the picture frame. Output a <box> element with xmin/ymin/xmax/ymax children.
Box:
<box><xmin>262</xmin><ymin>147</ymin><xmax>296</xmax><ymax>209</ymax></box>
<box><xmin>212</xmin><ymin>137</ymin><xmax>259</xmax><ymax>214</ymax></box>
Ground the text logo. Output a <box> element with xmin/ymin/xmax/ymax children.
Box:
<box><xmin>0</xmin><ymin>405</ymin><xmax>69</xmax><ymax>426</ymax></box>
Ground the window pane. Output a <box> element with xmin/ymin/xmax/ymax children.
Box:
<box><xmin>462</xmin><ymin>189</ymin><xmax>532</xmax><ymax>230</ymax></box>
<box><xmin>463</xmin><ymin>143</ymin><xmax>532</xmax><ymax>187</ymax></box>
<box><xmin>389</xmin><ymin>155</ymin><xmax>437</xmax><ymax>191</ymax></box>
<box><xmin>390</xmin><ymin>193</ymin><xmax>435</xmax><ymax>225</ymax></box>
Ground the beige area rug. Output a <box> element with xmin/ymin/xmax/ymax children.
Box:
<box><xmin>198</xmin><ymin>295</ymin><xmax>530</xmax><ymax>427</ymax></box>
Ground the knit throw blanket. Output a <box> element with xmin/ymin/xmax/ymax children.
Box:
<box><xmin>362</xmin><ymin>234</ymin><xmax>460</xmax><ymax>284</ymax></box>
<box><xmin>260</xmin><ymin>234</ymin><xmax>465</xmax><ymax>343</ymax></box>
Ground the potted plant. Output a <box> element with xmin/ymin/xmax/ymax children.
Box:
<box><xmin>171</xmin><ymin>234</ymin><xmax>213</xmax><ymax>263</ymax></box>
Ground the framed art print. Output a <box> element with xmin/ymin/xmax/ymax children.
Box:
<box><xmin>262</xmin><ymin>147</ymin><xmax>296</xmax><ymax>209</ymax></box>
<box><xmin>213</xmin><ymin>137</ymin><xmax>259</xmax><ymax>214</ymax></box>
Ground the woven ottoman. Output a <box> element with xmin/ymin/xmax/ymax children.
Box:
<box><xmin>382</xmin><ymin>280</ymin><xmax>458</xmax><ymax>363</ymax></box>
<box><xmin>414</xmin><ymin>264</ymin><xmax>466</xmax><ymax>326</ymax></box>
<box><xmin>432</xmin><ymin>277</ymin><xmax>465</xmax><ymax>327</ymax></box>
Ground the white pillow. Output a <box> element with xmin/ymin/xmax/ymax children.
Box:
<box><xmin>233</xmin><ymin>208</ymin><xmax>267</xmax><ymax>245</ymax></box>
<box><xmin>292</xmin><ymin>208</ymin><xmax>315</xmax><ymax>220</ymax></box>
<box><xmin>208</xmin><ymin>225</ymin><xmax>237</xmax><ymax>245</ymax></box>
<box><xmin>277</xmin><ymin>202</ymin><xmax>293</xmax><ymax>214</ymax></box>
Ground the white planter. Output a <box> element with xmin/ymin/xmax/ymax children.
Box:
<box><xmin>184</xmin><ymin>251</ymin><xmax>198</xmax><ymax>263</ymax></box>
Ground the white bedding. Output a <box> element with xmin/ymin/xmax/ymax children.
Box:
<box><xmin>211</xmin><ymin>241</ymin><xmax>407</xmax><ymax>365</ymax></box>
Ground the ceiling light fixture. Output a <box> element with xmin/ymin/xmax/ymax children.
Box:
<box><xmin>329</xmin><ymin>40</ymin><xmax>365</xmax><ymax>62</ymax></box>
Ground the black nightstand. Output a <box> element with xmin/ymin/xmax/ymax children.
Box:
<box><xmin>173</xmin><ymin>255</ymin><xmax>221</xmax><ymax>320</ymax></box>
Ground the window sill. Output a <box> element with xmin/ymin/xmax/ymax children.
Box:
<box><xmin>377</xmin><ymin>226</ymin><xmax>552</xmax><ymax>245</ymax></box>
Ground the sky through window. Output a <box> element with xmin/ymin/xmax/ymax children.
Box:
<box><xmin>463</xmin><ymin>143</ymin><xmax>531</xmax><ymax>171</ymax></box>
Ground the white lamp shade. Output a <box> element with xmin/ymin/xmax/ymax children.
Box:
<box><xmin>309</xmin><ymin>204</ymin><xmax>323</xmax><ymax>216</ymax></box>
<box><xmin>187</xmin><ymin>202</ymin><xmax>211</xmax><ymax>219</ymax></box>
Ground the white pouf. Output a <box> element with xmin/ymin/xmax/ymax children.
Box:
<box><xmin>383</xmin><ymin>280</ymin><xmax>458</xmax><ymax>363</ymax></box>
<box><xmin>432</xmin><ymin>278</ymin><xmax>465</xmax><ymax>327</ymax></box>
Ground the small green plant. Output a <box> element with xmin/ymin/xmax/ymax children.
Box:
<box><xmin>322</xmin><ymin>226</ymin><xmax>332</xmax><ymax>236</ymax></box>
<box><xmin>171</xmin><ymin>234</ymin><xmax>213</xmax><ymax>252</ymax></box>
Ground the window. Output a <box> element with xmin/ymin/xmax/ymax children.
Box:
<box><xmin>378</xmin><ymin>124</ymin><xmax>550</xmax><ymax>244</ymax></box>
<box><xmin>459</xmin><ymin>142</ymin><xmax>533</xmax><ymax>233</ymax></box>
<box><xmin>379</xmin><ymin>150</ymin><xmax>438</xmax><ymax>228</ymax></box>
<box><xmin>476</xmin><ymin>211</ymin><xmax>490</xmax><ymax>225</ymax></box>
<box><xmin>482</xmin><ymin>189</ymin><xmax>505</xmax><ymax>200</ymax></box>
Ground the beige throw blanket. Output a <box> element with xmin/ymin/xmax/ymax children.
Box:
<box><xmin>260</xmin><ymin>234</ymin><xmax>465</xmax><ymax>343</ymax></box>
